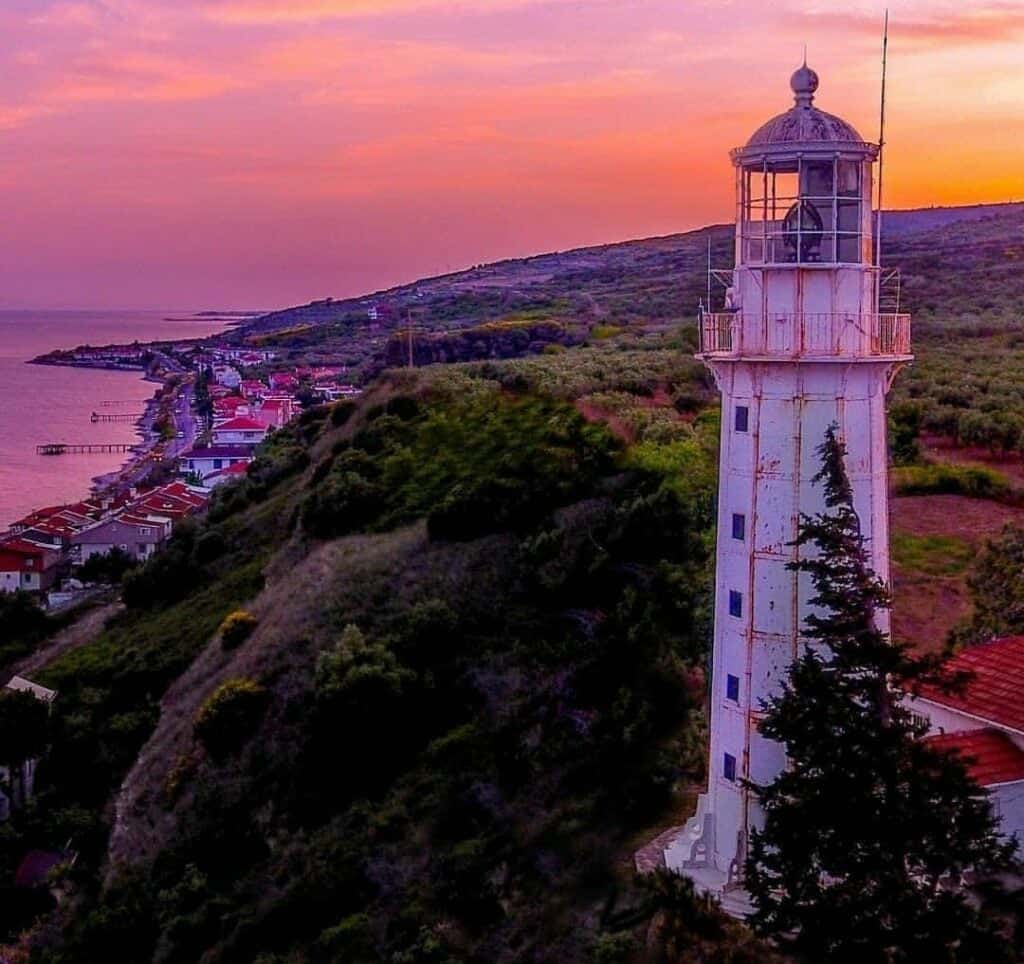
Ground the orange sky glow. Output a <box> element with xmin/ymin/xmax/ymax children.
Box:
<box><xmin>2</xmin><ymin>0</ymin><xmax>1023</xmax><ymax>309</ymax></box>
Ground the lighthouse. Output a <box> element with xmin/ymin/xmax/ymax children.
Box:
<box><xmin>664</xmin><ymin>63</ymin><xmax>911</xmax><ymax>910</ymax></box>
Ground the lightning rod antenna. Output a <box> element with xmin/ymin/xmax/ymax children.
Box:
<box><xmin>706</xmin><ymin>233</ymin><xmax>712</xmax><ymax>314</ymax></box>
<box><xmin>875</xmin><ymin>9</ymin><xmax>889</xmax><ymax>288</ymax></box>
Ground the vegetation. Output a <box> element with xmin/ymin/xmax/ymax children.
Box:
<box><xmin>17</xmin><ymin>205</ymin><xmax>1024</xmax><ymax>960</ymax></box>
<box><xmin>0</xmin><ymin>688</ymin><xmax>49</xmax><ymax>775</ymax></box>
<box><xmin>746</xmin><ymin>429</ymin><xmax>1014</xmax><ymax>961</ymax></box>
<box><xmin>10</xmin><ymin>362</ymin><xmax>770</xmax><ymax>964</ymax></box>
<box><xmin>891</xmin><ymin>533</ymin><xmax>974</xmax><ymax>577</ymax></box>
<box><xmin>954</xmin><ymin>524</ymin><xmax>1024</xmax><ymax>645</ymax></box>
<box><xmin>0</xmin><ymin>592</ymin><xmax>70</xmax><ymax>669</ymax></box>
<box><xmin>77</xmin><ymin>547</ymin><xmax>137</xmax><ymax>586</ymax></box>
<box><xmin>890</xmin><ymin>462</ymin><xmax>1015</xmax><ymax>501</ymax></box>
<box><xmin>218</xmin><ymin>610</ymin><xmax>259</xmax><ymax>651</ymax></box>
<box><xmin>193</xmin><ymin>678</ymin><xmax>269</xmax><ymax>759</ymax></box>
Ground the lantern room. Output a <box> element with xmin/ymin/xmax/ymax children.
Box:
<box><xmin>731</xmin><ymin>63</ymin><xmax>877</xmax><ymax>267</ymax></box>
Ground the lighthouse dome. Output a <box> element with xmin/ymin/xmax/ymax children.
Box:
<box><xmin>740</xmin><ymin>63</ymin><xmax>872</xmax><ymax>154</ymax></box>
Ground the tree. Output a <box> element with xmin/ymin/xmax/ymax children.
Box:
<box><xmin>954</xmin><ymin>524</ymin><xmax>1024</xmax><ymax>645</ymax></box>
<box><xmin>0</xmin><ymin>689</ymin><xmax>49</xmax><ymax>774</ymax></box>
<box><xmin>78</xmin><ymin>547</ymin><xmax>136</xmax><ymax>585</ymax></box>
<box><xmin>745</xmin><ymin>426</ymin><xmax>1014</xmax><ymax>962</ymax></box>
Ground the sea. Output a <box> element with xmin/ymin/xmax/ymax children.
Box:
<box><xmin>0</xmin><ymin>310</ymin><xmax>231</xmax><ymax>530</ymax></box>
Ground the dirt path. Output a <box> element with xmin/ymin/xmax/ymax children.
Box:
<box><xmin>11</xmin><ymin>599</ymin><xmax>122</xmax><ymax>680</ymax></box>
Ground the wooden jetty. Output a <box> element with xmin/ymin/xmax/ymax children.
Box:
<box><xmin>91</xmin><ymin>412</ymin><xmax>142</xmax><ymax>423</ymax></box>
<box><xmin>37</xmin><ymin>442</ymin><xmax>134</xmax><ymax>456</ymax></box>
<box><xmin>99</xmin><ymin>400</ymin><xmax>138</xmax><ymax>407</ymax></box>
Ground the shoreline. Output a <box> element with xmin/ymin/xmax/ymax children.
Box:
<box><xmin>88</xmin><ymin>375</ymin><xmax>168</xmax><ymax>498</ymax></box>
<box><xmin>0</xmin><ymin>310</ymin><xmax>236</xmax><ymax>529</ymax></box>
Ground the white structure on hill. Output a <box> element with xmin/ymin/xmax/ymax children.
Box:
<box><xmin>664</xmin><ymin>63</ymin><xmax>912</xmax><ymax>910</ymax></box>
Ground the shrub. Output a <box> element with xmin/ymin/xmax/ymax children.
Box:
<box><xmin>194</xmin><ymin>678</ymin><xmax>268</xmax><ymax>759</ymax></box>
<box><xmin>890</xmin><ymin>462</ymin><xmax>1015</xmax><ymax>501</ymax></box>
<box><xmin>219</xmin><ymin>610</ymin><xmax>258</xmax><ymax>651</ymax></box>
<box><xmin>330</xmin><ymin>400</ymin><xmax>357</xmax><ymax>427</ymax></box>
<box><xmin>78</xmin><ymin>547</ymin><xmax>137</xmax><ymax>585</ymax></box>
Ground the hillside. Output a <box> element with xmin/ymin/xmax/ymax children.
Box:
<box><xmin>7</xmin><ymin>352</ymin><xmax>787</xmax><ymax>963</ymax></box>
<box><xmin>226</xmin><ymin>203</ymin><xmax>1024</xmax><ymax>382</ymax></box>
<box><xmin>8</xmin><ymin>202</ymin><xmax>1024</xmax><ymax>961</ymax></box>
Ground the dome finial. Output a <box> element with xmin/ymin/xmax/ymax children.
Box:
<box><xmin>791</xmin><ymin>58</ymin><xmax>818</xmax><ymax>108</ymax></box>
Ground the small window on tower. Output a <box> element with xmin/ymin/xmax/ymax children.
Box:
<box><xmin>729</xmin><ymin>591</ymin><xmax>743</xmax><ymax>618</ymax></box>
<box><xmin>723</xmin><ymin>753</ymin><xmax>737</xmax><ymax>782</ymax></box>
<box><xmin>726</xmin><ymin>674</ymin><xmax>740</xmax><ymax>702</ymax></box>
<box><xmin>735</xmin><ymin>405</ymin><xmax>749</xmax><ymax>432</ymax></box>
<box><xmin>732</xmin><ymin>513</ymin><xmax>746</xmax><ymax>540</ymax></box>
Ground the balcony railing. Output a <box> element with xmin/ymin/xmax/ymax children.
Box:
<box><xmin>698</xmin><ymin>312</ymin><xmax>911</xmax><ymax>359</ymax></box>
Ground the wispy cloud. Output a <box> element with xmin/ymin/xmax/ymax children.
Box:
<box><xmin>798</xmin><ymin>2</ymin><xmax>1024</xmax><ymax>47</ymax></box>
<box><xmin>203</xmin><ymin>0</ymin><xmax>581</xmax><ymax>24</ymax></box>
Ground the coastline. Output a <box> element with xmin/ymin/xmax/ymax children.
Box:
<box><xmin>28</xmin><ymin>348</ymin><xmax>188</xmax><ymax>503</ymax></box>
<box><xmin>88</xmin><ymin>374</ymin><xmax>168</xmax><ymax>497</ymax></box>
<box><xmin>6</xmin><ymin>313</ymin><xmax>238</xmax><ymax>525</ymax></box>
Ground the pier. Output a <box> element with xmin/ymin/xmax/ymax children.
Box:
<box><xmin>91</xmin><ymin>412</ymin><xmax>142</xmax><ymax>423</ymax></box>
<box><xmin>99</xmin><ymin>400</ymin><xmax>139</xmax><ymax>407</ymax></box>
<box><xmin>37</xmin><ymin>443</ymin><xmax>135</xmax><ymax>456</ymax></box>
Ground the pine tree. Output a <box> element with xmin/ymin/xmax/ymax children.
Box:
<box><xmin>745</xmin><ymin>426</ymin><xmax>1015</xmax><ymax>963</ymax></box>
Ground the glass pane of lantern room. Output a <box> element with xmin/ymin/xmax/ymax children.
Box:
<box><xmin>742</xmin><ymin>165</ymin><xmax>766</xmax><ymax>263</ymax></box>
<box><xmin>801</xmin><ymin>159</ymin><xmax>834</xmax><ymax>199</ymax></box>
<box><xmin>765</xmin><ymin>159</ymin><xmax>797</xmax><ymax>263</ymax></box>
<box><xmin>799</xmin><ymin>159</ymin><xmax>836</xmax><ymax>263</ymax></box>
<box><xmin>837</xmin><ymin>160</ymin><xmax>860</xmax><ymax>197</ymax></box>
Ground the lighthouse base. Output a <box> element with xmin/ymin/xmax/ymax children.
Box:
<box><xmin>662</xmin><ymin>794</ymin><xmax>754</xmax><ymax>919</ymax></box>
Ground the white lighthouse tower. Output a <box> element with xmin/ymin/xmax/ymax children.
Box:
<box><xmin>664</xmin><ymin>63</ymin><xmax>911</xmax><ymax>910</ymax></box>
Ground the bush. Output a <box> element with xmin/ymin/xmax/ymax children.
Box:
<box><xmin>194</xmin><ymin>678</ymin><xmax>268</xmax><ymax>759</ymax></box>
<box><xmin>219</xmin><ymin>610</ymin><xmax>258</xmax><ymax>651</ymax></box>
<box><xmin>78</xmin><ymin>547</ymin><xmax>137</xmax><ymax>585</ymax></box>
<box><xmin>891</xmin><ymin>462</ymin><xmax>1015</xmax><ymax>501</ymax></box>
<box><xmin>0</xmin><ymin>592</ymin><xmax>54</xmax><ymax>665</ymax></box>
<box><xmin>330</xmin><ymin>401</ymin><xmax>358</xmax><ymax>427</ymax></box>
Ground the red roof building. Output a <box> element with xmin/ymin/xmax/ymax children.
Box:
<box><xmin>917</xmin><ymin>636</ymin><xmax>1024</xmax><ymax>735</ymax></box>
<box><xmin>910</xmin><ymin>636</ymin><xmax>1024</xmax><ymax>849</ymax></box>
<box><xmin>926</xmin><ymin>730</ymin><xmax>1024</xmax><ymax>787</ymax></box>
<box><xmin>0</xmin><ymin>539</ymin><xmax>61</xmax><ymax>594</ymax></box>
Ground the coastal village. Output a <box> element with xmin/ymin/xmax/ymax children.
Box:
<box><xmin>0</xmin><ymin>337</ymin><xmax>362</xmax><ymax>827</ymax></box>
<box><xmin>2</xmin><ymin>338</ymin><xmax>362</xmax><ymax>604</ymax></box>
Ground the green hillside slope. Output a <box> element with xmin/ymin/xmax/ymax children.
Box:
<box><xmin>16</xmin><ymin>353</ymin><xmax>778</xmax><ymax>963</ymax></box>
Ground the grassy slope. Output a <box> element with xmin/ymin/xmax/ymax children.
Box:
<box><xmin>15</xmin><ymin>202</ymin><xmax>1024</xmax><ymax>960</ymax></box>
<box><xmin>21</xmin><ymin>359</ymin><xmax>779</xmax><ymax>963</ymax></box>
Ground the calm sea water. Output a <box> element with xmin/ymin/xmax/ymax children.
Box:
<box><xmin>0</xmin><ymin>310</ymin><xmax>229</xmax><ymax>529</ymax></box>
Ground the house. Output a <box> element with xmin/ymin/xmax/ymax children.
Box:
<box><xmin>180</xmin><ymin>445</ymin><xmax>254</xmax><ymax>481</ymax></box>
<box><xmin>909</xmin><ymin>636</ymin><xmax>1024</xmax><ymax>850</ymax></box>
<box><xmin>211</xmin><ymin>416</ymin><xmax>268</xmax><ymax>447</ymax></box>
<box><xmin>203</xmin><ymin>461</ymin><xmax>249</xmax><ymax>487</ymax></box>
<box><xmin>268</xmin><ymin>372</ymin><xmax>298</xmax><ymax>393</ymax></box>
<box><xmin>0</xmin><ymin>676</ymin><xmax>57</xmax><ymax>821</ymax></box>
<box><xmin>240</xmin><ymin>380</ymin><xmax>267</xmax><ymax>401</ymax></box>
<box><xmin>253</xmin><ymin>396</ymin><xmax>295</xmax><ymax>429</ymax></box>
<box><xmin>212</xmin><ymin>365</ymin><xmax>242</xmax><ymax>389</ymax></box>
<box><xmin>0</xmin><ymin>540</ymin><xmax>62</xmax><ymax>595</ymax></box>
<box><xmin>157</xmin><ymin>481</ymin><xmax>208</xmax><ymax>508</ymax></box>
<box><xmin>71</xmin><ymin>516</ymin><xmax>165</xmax><ymax>565</ymax></box>
<box><xmin>212</xmin><ymin>396</ymin><xmax>251</xmax><ymax>420</ymax></box>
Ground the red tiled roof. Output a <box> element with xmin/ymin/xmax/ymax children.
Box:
<box><xmin>925</xmin><ymin>729</ymin><xmax>1024</xmax><ymax>786</ymax></box>
<box><xmin>0</xmin><ymin>538</ymin><xmax>49</xmax><ymax>557</ymax></box>
<box><xmin>919</xmin><ymin>636</ymin><xmax>1024</xmax><ymax>734</ymax></box>
<box><xmin>214</xmin><ymin>416</ymin><xmax>266</xmax><ymax>432</ymax></box>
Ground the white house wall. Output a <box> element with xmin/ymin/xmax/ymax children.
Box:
<box><xmin>991</xmin><ymin>782</ymin><xmax>1024</xmax><ymax>850</ymax></box>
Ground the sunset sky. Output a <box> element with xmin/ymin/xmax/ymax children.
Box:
<box><xmin>2</xmin><ymin>0</ymin><xmax>1022</xmax><ymax>310</ymax></box>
